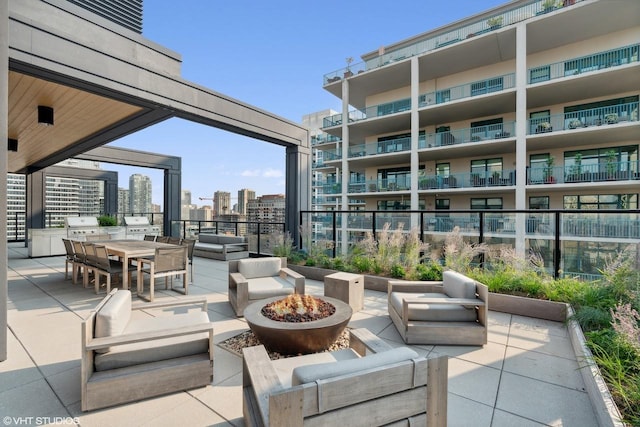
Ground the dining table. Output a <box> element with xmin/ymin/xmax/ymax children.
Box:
<box><xmin>97</xmin><ymin>239</ymin><xmax>176</xmax><ymax>291</ymax></box>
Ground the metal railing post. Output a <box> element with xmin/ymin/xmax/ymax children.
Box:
<box><xmin>256</xmin><ymin>223</ymin><xmax>261</xmax><ymax>256</ymax></box>
<box><xmin>332</xmin><ymin>211</ymin><xmax>337</xmax><ymax>258</ymax></box>
<box><xmin>554</xmin><ymin>211</ymin><xmax>561</xmax><ymax>279</ymax></box>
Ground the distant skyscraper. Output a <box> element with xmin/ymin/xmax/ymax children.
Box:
<box><xmin>247</xmin><ymin>194</ymin><xmax>285</xmax><ymax>234</ymax></box>
<box><xmin>129</xmin><ymin>174</ymin><xmax>152</xmax><ymax>214</ymax></box>
<box><xmin>214</xmin><ymin>191</ymin><xmax>231</xmax><ymax>216</ymax></box>
<box><xmin>237</xmin><ymin>188</ymin><xmax>255</xmax><ymax>215</ymax></box>
<box><xmin>181</xmin><ymin>190</ymin><xmax>194</xmax><ymax>220</ymax></box>
<box><xmin>118</xmin><ymin>187</ymin><xmax>129</xmax><ymax>215</ymax></box>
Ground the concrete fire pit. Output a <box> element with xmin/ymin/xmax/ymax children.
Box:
<box><xmin>243</xmin><ymin>295</ymin><xmax>353</xmax><ymax>354</ymax></box>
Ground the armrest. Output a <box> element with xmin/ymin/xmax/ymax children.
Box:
<box><xmin>86</xmin><ymin>322</ymin><xmax>214</xmax><ymax>351</ymax></box>
<box><xmin>242</xmin><ymin>344</ymin><xmax>284</xmax><ymax>425</ymax></box>
<box><xmin>280</xmin><ymin>268</ymin><xmax>305</xmax><ymax>294</ymax></box>
<box><xmin>388</xmin><ymin>280</ymin><xmax>444</xmax><ymax>294</ymax></box>
<box><xmin>132</xmin><ymin>296</ymin><xmax>207</xmax><ymax>311</ymax></box>
<box><xmin>349</xmin><ymin>328</ymin><xmax>393</xmax><ymax>356</ymax></box>
<box><xmin>229</xmin><ymin>272</ymin><xmax>247</xmax><ymax>288</ymax></box>
<box><xmin>402</xmin><ymin>297</ymin><xmax>486</xmax><ymax>308</ymax></box>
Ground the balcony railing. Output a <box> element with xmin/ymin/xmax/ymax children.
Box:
<box><xmin>300</xmin><ymin>208</ymin><xmax>640</xmax><ymax>280</ymax></box>
<box><xmin>349</xmin><ymin>97</ymin><xmax>412</xmax><ymax>123</ymax></box>
<box><xmin>323</xmin><ymin>0</ymin><xmax>584</xmax><ymax>84</ymax></box>
<box><xmin>311</xmin><ymin>134</ymin><xmax>341</xmax><ymax>146</ymax></box>
<box><xmin>527</xmin><ymin>160</ymin><xmax>640</xmax><ymax>185</ymax></box>
<box><xmin>348</xmin><ymin>177</ymin><xmax>412</xmax><ymax>193</ymax></box>
<box><xmin>529</xmin><ymin>43</ymin><xmax>640</xmax><ymax>84</ymax></box>
<box><xmin>419</xmin><ymin>73</ymin><xmax>515</xmax><ymax>107</ymax></box>
<box><xmin>418</xmin><ymin>169</ymin><xmax>516</xmax><ymax>190</ymax></box>
<box><xmin>527</xmin><ymin>101</ymin><xmax>639</xmax><ymax>134</ymax></box>
<box><xmin>418</xmin><ymin>122</ymin><xmax>515</xmax><ymax>149</ymax></box>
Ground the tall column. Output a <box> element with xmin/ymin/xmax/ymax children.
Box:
<box><xmin>164</xmin><ymin>166</ymin><xmax>181</xmax><ymax>237</ymax></box>
<box><xmin>340</xmin><ymin>79</ymin><xmax>350</xmax><ymax>255</ymax></box>
<box><xmin>515</xmin><ymin>23</ymin><xmax>528</xmax><ymax>256</ymax></box>
<box><xmin>286</xmin><ymin>141</ymin><xmax>311</xmax><ymax>247</ymax></box>
<box><xmin>410</xmin><ymin>57</ymin><xmax>420</xmax><ymax>229</ymax></box>
<box><xmin>1</xmin><ymin>0</ymin><xmax>9</xmax><ymax>361</ymax></box>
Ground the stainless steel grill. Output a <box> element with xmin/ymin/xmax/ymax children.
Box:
<box><xmin>123</xmin><ymin>216</ymin><xmax>161</xmax><ymax>240</ymax></box>
<box><xmin>65</xmin><ymin>216</ymin><xmax>101</xmax><ymax>240</ymax></box>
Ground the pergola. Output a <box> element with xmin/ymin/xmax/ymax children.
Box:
<box><xmin>1</xmin><ymin>0</ymin><xmax>310</xmax><ymax>360</ymax></box>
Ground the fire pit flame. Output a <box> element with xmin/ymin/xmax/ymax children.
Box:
<box><xmin>262</xmin><ymin>294</ymin><xmax>335</xmax><ymax>322</ymax></box>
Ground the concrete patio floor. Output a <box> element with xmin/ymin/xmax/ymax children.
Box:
<box><xmin>2</xmin><ymin>243</ymin><xmax>599</xmax><ymax>426</ymax></box>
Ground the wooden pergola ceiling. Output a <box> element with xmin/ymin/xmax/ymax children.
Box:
<box><xmin>7</xmin><ymin>71</ymin><xmax>143</xmax><ymax>173</ymax></box>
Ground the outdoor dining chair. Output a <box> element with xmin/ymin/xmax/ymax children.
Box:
<box><xmin>136</xmin><ymin>245</ymin><xmax>188</xmax><ymax>302</ymax></box>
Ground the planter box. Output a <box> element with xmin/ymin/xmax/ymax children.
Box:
<box><xmin>488</xmin><ymin>292</ymin><xmax>568</xmax><ymax>322</ymax></box>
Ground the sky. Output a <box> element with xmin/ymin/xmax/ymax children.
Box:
<box><xmin>106</xmin><ymin>0</ymin><xmax>505</xmax><ymax>207</ymax></box>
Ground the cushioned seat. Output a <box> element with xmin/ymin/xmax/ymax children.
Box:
<box><xmin>389</xmin><ymin>292</ymin><xmax>477</xmax><ymax>322</ymax></box>
<box><xmin>388</xmin><ymin>270</ymin><xmax>488</xmax><ymax>345</ymax></box>
<box><xmin>228</xmin><ymin>257</ymin><xmax>305</xmax><ymax>316</ymax></box>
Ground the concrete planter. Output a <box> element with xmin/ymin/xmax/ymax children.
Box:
<box><xmin>488</xmin><ymin>292</ymin><xmax>568</xmax><ymax>322</ymax></box>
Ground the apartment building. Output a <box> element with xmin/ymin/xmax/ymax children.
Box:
<box><xmin>315</xmin><ymin>0</ymin><xmax>639</xmax><ymax>277</ymax></box>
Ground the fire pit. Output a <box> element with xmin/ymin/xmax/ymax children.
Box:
<box><xmin>243</xmin><ymin>295</ymin><xmax>352</xmax><ymax>355</ymax></box>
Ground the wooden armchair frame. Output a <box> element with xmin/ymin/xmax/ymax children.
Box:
<box><xmin>242</xmin><ymin>328</ymin><xmax>448</xmax><ymax>427</ymax></box>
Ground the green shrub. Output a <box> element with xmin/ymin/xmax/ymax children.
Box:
<box><xmin>390</xmin><ymin>264</ymin><xmax>405</xmax><ymax>279</ymax></box>
<box><xmin>97</xmin><ymin>215</ymin><xmax>117</xmax><ymax>226</ymax></box>
<box><xmin>415</xmin><ymin>261</ymin><xmax>443</xmax><ymax>281</ymax></box>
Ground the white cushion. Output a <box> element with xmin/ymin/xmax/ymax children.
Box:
<box><xmin>292</xmin><ymin>347</ymin><xmax>419</xmax><ymax>386</ymax></box>
<box><xmin>247</xmin><ymin>276</ymin><xmax>296</xmax><ymax>299</ymax></box>
<box><xmin>94</xmin><ymin>290</ymin><xmax>132</xmax><ymax>353</ymax></box>
<box><xmin>238</xmin><ymin>257</ymin><xmax>281</xmax><ymax>279</ymax></box>
<box><xmin>443</xmin><ymin>270</ymin><xmax>477</xmax><ymax>299</ymax></box>
<box><xmin>94</xmin><ymin>311</ymin><xmax>210</xmax><ymax>371</ymax></box>
<box><xmin>390</xmin><ymin>291</ymin><xmax>478</xmax><ymax>322</ymax></box>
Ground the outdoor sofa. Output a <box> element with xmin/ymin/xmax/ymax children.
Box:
<box><xmin>193</xmin><ymin>233</ymin><xmax>249</xmax><ymax>260</ymax></box>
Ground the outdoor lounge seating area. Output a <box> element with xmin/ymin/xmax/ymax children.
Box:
<box><xmin>3</xmin><ymin>243</ymin><xmax>602</xmax><ymax>426</ymax></box>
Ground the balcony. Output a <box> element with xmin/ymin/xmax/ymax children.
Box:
<box><xmin>311</xmin><ymin>134</ymin><xmax>341</xmax><ymax>146</ymax></box>
<box><xmin>529</xmin><ymin>43</ymin><xmax>639</xmax><ymax>84</ymax></box>
<box><xmin>323</xmin><ymin>0</ymin><xmax>586</xmax><ymax>85</ymax></box>
<box><xmin>527</xmin><ymin>102</ymin><xmax>639</xmax><ymax>135</ymax></box>
<box><xmin>348</xmin><ymin>177</ymin><xmax>411</xmax><ymax>194</ymax></box>
<box><xmin>527</xmin><ymin>160</ymin><xmax>640</xmax><ymax>185</ymax></box>
<box><xmin>418</xmin><ymin>169</ymin><xmax>516</xmax><ymax>190</ymax></box>
<box><xmin>419</xmin><ymin>122</ymin><xmax>515</xmax><ymax>150</ymax></box>
<box><xmin>419</xmin><ymin>73</ymin><xmax>515</xmax><ymax>108</ymax></box>
<box><xmin>349</xmin><ymin>97</ymin><xmax>411</xmax><ymax>123</ymax></box>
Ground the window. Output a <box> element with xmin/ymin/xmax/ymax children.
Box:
<box><xmin>471</xmin><ymin>158</ymin><xmax>502</xmax><ymax>175</ymax></box>
<box><xmin>471</xmin><ymin>198</ymin><xmax>503</xmax><ymax>210</ymax></box>
<box><xmin>470</xmin><ymin>118</ymin><xmax>504</xmax><ymax>140</ymax></box>
<box><xmin>530</xmin><ymin>110</ymin><xmax>551</xmax><ymax>133</ymax></box>
<box><xmin>377</xmin><ymin>132</ymin><xmax>423</xmax><ymax>153</ymax></box>
<box><xmin>377</xmin><ymin>199</ymin><xmax>425</xmax><ymax>211</ymax></box>
<box><xmin>563</xmin><ymin>194</ymin><xmax>638</xmax><ymax>210</ymax></box>
<box><xmin>434</xmin><ymin>199</ymin><xmax>451</xmax><ymax>231</ymax></box>
<box><xmin>529</xmin><ymin>153</ymin><xmax>552</xmax><ymax>183</ymax></box>
<box><xmin>529</xmin><ymin>65</ymin><xmax>550</xmax><ymax>83</ymax></box>
<box><xmin>377</xmin><ymin>166</ymin><xmax>421</xmax><ymax>190</ymax></box>
<box><xmin>529</xmin><ymin>196</ymin><xmax>549</xmax><ymax>210</ymax></box>
<box><xmin>436</xmin><ymin>89</ymin><xmax>450</xmax><ymax>104</ymax></box>
<box><xmin>436</xmin><ymin>163</ymin><xmax>450</xmax><ymax>177</ymax></box>
<box><xmin>564</xmin><ymin>146</ymin><xmax>638</xmax><ymax>179</ymax></box>
<box><xmin>470</xmin><ymin>76</ymin><xmax>504</xmax><ymax>96</ymax></box>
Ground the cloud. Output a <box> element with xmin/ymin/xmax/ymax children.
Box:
<box><xmin>240</xmin><ymin>169</ymin><xmax>261</xmax><ymax>177</ymax></box>
<box><xmin>263</xmin><ymin>168</ymin><xmax>283</xmax><ymax>178</ymax></box>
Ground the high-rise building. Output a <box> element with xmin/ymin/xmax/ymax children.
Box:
<box><xmin>129</xmin><ymin>174</ymin><xmax>152</xmax><ymax>215</ymax></box>
<box><xmin>314</xmin><ymin>0</ymin><xmax>639</xmax><ymax>277</ymax></box>
<box><xmin>247</xmin><ymin>194</ymin><xmax>286</xmax><ymax>235</ymax></box>
<box><xmin>7</xmin><ymin>174</ymin><xmax>26</xmax><ymax>240</ymax></box>
<box><xmin>181</xmin><ymin>190</ymin><xmax>194</xmax><ymax>220</ymax></box>
<box><xmin>237</xmin><ymin>188</ymin><xmax>256</xmax><ymax>215</ymax></box>
<box><xmin>214</xmin><ymin>191</ymin><xmax>231</xmax><ymax>216</ymax></box>
<box><xmin>118</xmin><ymin>188</ymin><xmax>130</xmax><ymax>216</ymax></box>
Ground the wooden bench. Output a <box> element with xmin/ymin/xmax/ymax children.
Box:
<box><xmin>242</xmin><ymin>328</ymin><xmax>448</xmax><ymax>426</ymax></box>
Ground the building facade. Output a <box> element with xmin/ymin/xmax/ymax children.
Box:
<box><xmin>129</xmin><ymin>173</ymin><xmax>152</xmax><ymax>215</ymax></box>
<box><xmin>247</xmin><ymin>194</ymin><xmax>286</xmax><ymax>235</ymax></box>
<box><xmin>314</xmin><ymin>0</ymin><xmax>639</xmax><ymax>278</ymax></box>
<box><xmin>214</xmin><ymin>191</ymin><xmax>232</xmax><ymax>216</ymax></box>
<box><xmin>237</xmin><ymin>188</ymin><xmax>255</xmax><ymax>215</ymax></box>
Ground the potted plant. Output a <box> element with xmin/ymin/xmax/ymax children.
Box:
<box><xmin>604</xmin><ymin>113</ymin><xmax>618</xmax><ymax>124</ymax></box>
<box><xmin>605</xmin><ymin>150</ymin><xmax>617</xmax><ymax>179</ymax></box>
<box><xmin>568</xmin><ymin>153</ymin><xmax>582</xmax><ymax>182</ymax></box>
<box><xmin>568</xmin><ymin>119</ymin><xmax>582</xmax><ymax>129</ymax></box>
<box><xmin>487</xmin><ymin>16</ymin><xmax>503</xmax><ymax>29</ymax></box>
<box><xmin>541</xmin><ymin>0</ymin><xmax>558</xmax><ymax>12</ymax></box>
<box><xmin>536</xmin><ymin>121</ymin><xmax>552</xmax><ymax>133</ymax></box>
<box><xmin>544</xmin><ymin>156</ymin><xmax>556</xmax><ymax>183</ymax></box>
<box><xmin>343</xmin><ymin>57</ymin><xmax>354</xmax><ymax>78</ymax></box>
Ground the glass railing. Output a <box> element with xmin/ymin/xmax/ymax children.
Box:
<box><xmin>301</xmin><ymin>208</ymin><xmax>640</xmax><ymax>279</ymax></box>
<box><xmin>527</xmin><ymin>102</ymin><xmax>639</xmax><ymax>134</ymax></box>
<box><xmin>419</xmin><ymin>73</ymin><xmax>515</xmax><ymax>107</ymax></box>
<box><xmin>527</xmin><ymin>160</ymin><xmax>640</xmax><ymax>185</ymax></box>
<box><xmin>311</xmin><ymin>134</ymin><xmax>341</xmax><ymax>146</ymax></box>
<box><xmin>349</xmin><ymin>135</ymin><xmax>412</xmax><ymax>158</ymax></box>
<box><xmin>323</xmin><ymin>0</ymin><xmax>585</xmax><ymax>84</ymax></box>
<box><xmin>418</xmin><ymin>122</ymin><xmax>515</xmax><ymax>149</ymax></box>
<box><xmin>321</xmin><ymin>182</ymin><xmax>342</xmax><ymax>194</ymax></box>
<box><xmin>320</xmin><ymin>150</ymin><xmax>342</xmax><ymax>162</ymax></box>
<box><xmin>528</xmin><ymin>43</ymin><xmax>640</xmax><ymax>84</ymax></box>
<box><xmin>350</xmin><ymin>97</ymin><xmax>412</xmax><ymax>122</ymax></box>
<box><xmin>348</xmin><ymin>177</ymin><xmax>412</xmax><ymax>193</ymax></box>
<box><xmin>418</xmin><ymin>169</ymin><xmax>516</xmax><ymax>190</ymax></box>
